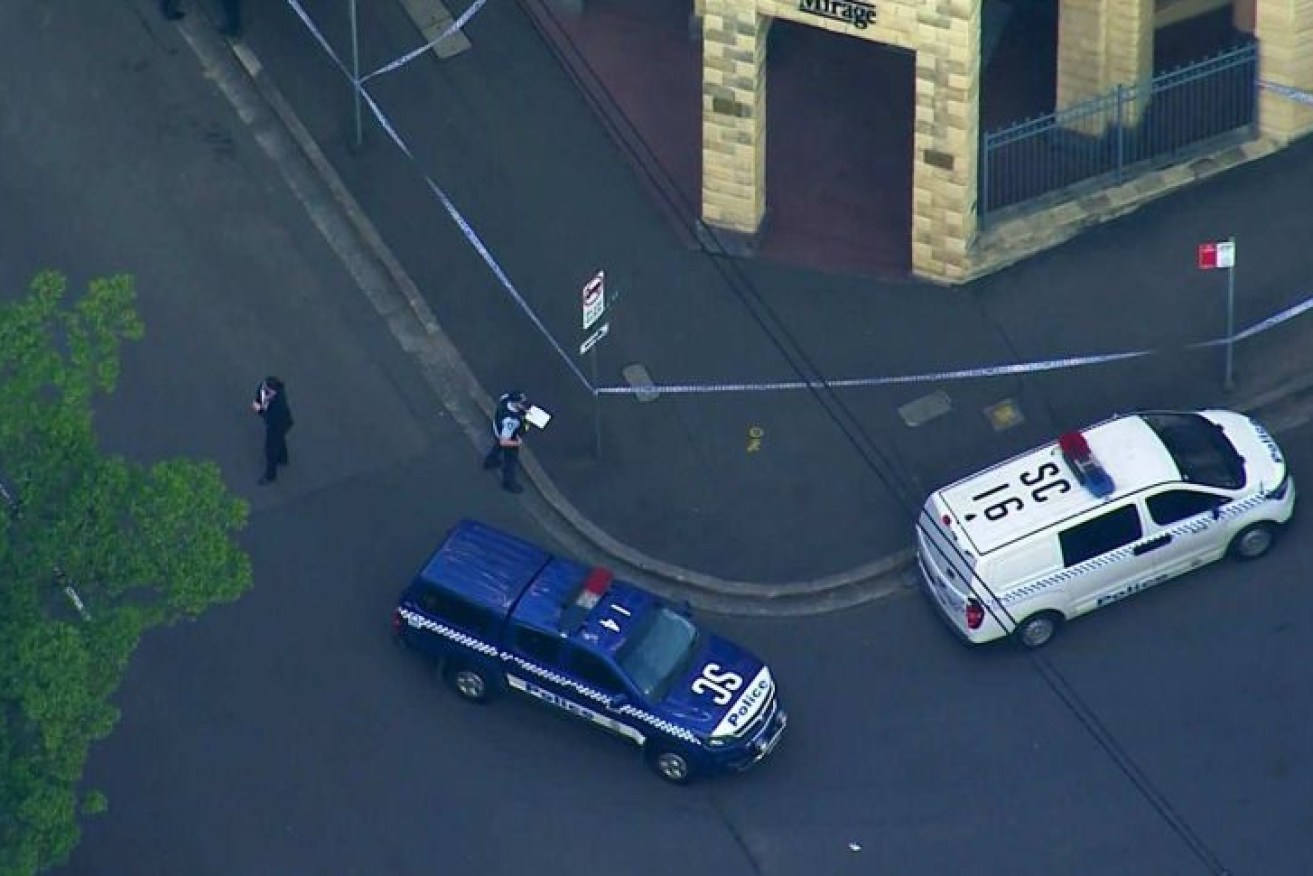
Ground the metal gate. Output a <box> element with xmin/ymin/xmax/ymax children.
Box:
<box><xmin>982</xmin><ymin>41</ymin><xmax>1258</xmax><ymax>219</ymax></box>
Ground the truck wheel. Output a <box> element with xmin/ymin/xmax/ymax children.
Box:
<box><xmin>444</xmin><ymin>663</ymin><xmax>493</xmax><ymax>704</ymax></box>
<box><xmin>1014</xmin><ymin>611</ymin><xmax>1062</xmax><ymax>649</ymax></box>
<box><xmin>1229</xmin><ymin>523</ymin><xmax>1276</xmax><ymax>560</ymax></box>
<box><xmin>647</xmin><ymin>748</ymin><xmax>693</xmax><ymax>785</ymax></box>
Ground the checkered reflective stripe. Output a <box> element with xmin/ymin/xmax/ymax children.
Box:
<box><xmin>505</xmin><ymin>655</ymin><xmax>698</xmax><ymax>743</ymax></box>
<box><xmin>618</xmin><ymin>704</ymin><xmax>698</xmax><ymax>743</ymax></box>
<box><xmin>505</xmin><ymin>654</ymin><xmax>608</xmax><ymax>704</ymax></box>
<box><xmin>1001</xmin><ymin>544</ymin><xmax>1134</xmax><ymax>606</ymax></box>
<box><xmin>999</xmin><ymin>491</ymin><xmax>1274</xmax><ymax>607</ymax></box>
<box><xmin>402</xmin><ymin>609</ymin><xmax>699</xmax><ymax>745</ymax></box>
<box><xmin>400</xmin><ymin>609</ymin><xmax>498</xmax><ymax>656</ymax></box>
<box><xmin>1252</xmin><ymin>423</ymin><xmax>1284</xmax><ymax>463</ymax></box>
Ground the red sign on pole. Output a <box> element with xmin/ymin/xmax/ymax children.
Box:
<box><xmin>1197</xmin><ymin>240</ymin><xmax>1235</xmax><ymax>270</ymax></box>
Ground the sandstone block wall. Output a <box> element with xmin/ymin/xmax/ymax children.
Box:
<box><xmin>701</xmin><ymin>0</ymin><xmax>769</xmax><ymax>236</ymax></box>
<box><xmin>1256</xmin><ymin>0</ymin><xmax>1313</xmax><ymax>143</ymax></box>
<box><xmin>695</xmin><ymin>0</ymin><xmax>1311</xmax><ymax>285</ymax></box>
<box><xmin>702</xmin><ymin>0</ymin><xmax>982</xmax><ymax>282</ymax></box>
<box><xmin>1056</xmin><ymin>0</ymin><xmax>1154</xmax><ymax>131</ymax></box>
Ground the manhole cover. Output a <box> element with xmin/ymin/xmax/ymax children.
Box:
<box><xmin>898</xmin><ymin>391</ymin><xmax>952</xmax><ymax>427</ymax></box>
<box><xmin>984</xmin><ymin>398</ymin><xmax>1025</xmax><ymax>432</ymax></box>
<box><xmin>621</xmin><ymin>363</ymin><xmax>660</xmax><ymax>403</ymax></box>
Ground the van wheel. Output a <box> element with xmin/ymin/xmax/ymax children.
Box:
<box><xmin>1014</xmin><ymin>612</ymin><xmax>1062</xmax><ymax>649</ymax></box>
<box><xmin>646</xmin><ymin>748</ymin><xmax>694</xmax><ymax>785</ymax></box>
<box><xmin>1229</xmin><ymin>523</ymin><xmax>1276</xmax><ymax>560</ymax></box>
<box><xmin>443</xmin><ymin>663</ymin><xmax>493</xmax><ymax>704</ymax></box>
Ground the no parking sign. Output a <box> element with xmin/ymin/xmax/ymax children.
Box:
<box><xmin>581</xmin><ymin>270</ymin><xmax>606</xmax><ymax>330</ymax></box>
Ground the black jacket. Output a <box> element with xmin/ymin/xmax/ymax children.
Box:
<box><xmin>259</xmin><ymin>387</ymin><xmax>294</xmax><ymax>437</ymax></box>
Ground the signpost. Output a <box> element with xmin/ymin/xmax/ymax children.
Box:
<box><xmin>350</xmin><ymin>0</ymin><xmax>363</xmax><ymax>149</ymax></box>
<box><xmin>1197</xmin><ymin>239</ymin><xmax>1237</xmax><ymax>390</ymax></box>
<box><xmin>579</xmin><ymin>271</ymin><xmax>609</xmax><ymax>458</ymax></box>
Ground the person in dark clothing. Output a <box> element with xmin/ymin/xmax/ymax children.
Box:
<box><xmin>159</xmin><ymin>0</ymin><xmax>240</xmax><ymax>36</ymax></box>
<box><xmin>219</xmin><ymin>0</ymin><xmax>242</xmax><ymax>37</ymax></box>
<box><xmin>482</xmin><ymin>391</ymin><xmax>529</xmax><ymax>494</ymax></box>
<box><xmin>251</xmin><ymin>376</ymin><xmax>293</xmax><ymax>485</ymax></box>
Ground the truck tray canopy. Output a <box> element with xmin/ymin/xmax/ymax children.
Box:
<box><xmin>416</xmin><ymin>520</ymin><xmax>551</xmax><ymax>613</ymax></box>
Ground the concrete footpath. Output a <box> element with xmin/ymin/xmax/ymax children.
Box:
<box><xmin>168</xmin><ymin>0</ymin><xmax>1313</xmax><ymax>615</ymax></box>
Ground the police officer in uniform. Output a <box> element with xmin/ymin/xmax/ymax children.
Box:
<box><xmin>482</xmin><ymin>391</ymin><xmax>529</xmax><ymax>494</ymax></box>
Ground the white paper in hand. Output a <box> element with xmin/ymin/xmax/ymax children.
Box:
<box><xmin>525</xmin><ymin>405</ymin><xmax>552</xmax><ymax>429</ymax></box>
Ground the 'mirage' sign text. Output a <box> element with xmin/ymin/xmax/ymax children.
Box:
<box><xmin>798</xmin><ymin>0</ymin><xmax>877</xmax><ymax>28</ymax></box>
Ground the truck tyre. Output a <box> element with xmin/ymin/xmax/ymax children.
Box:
<box><xmin>1014</xmin><ymin>611</ymin><xmax>1063</xmax><ymax>650</ymax></box>
<box><xmin>1229</xmin><ymin>522</ymin><xmax>1276</xmax><ymax>560</ymax></box>
<box><xmin>444</xmin><ymin>663</ymin><xmax>494</xmax><ymax>704</ymax></box>
<box><xmin>646</xmin><ymin>747</ymin><xmax>694</xmax><ymax>785</ymax></box>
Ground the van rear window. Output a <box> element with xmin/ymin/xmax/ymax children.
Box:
<box><xmin>1141</xmin><ymin>413</ymin><xmax>1245</xmax><ymax>489</ymax></box>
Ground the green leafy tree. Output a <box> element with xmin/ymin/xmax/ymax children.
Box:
<box><xmin>0</xmin><ymin>272</ymin><xmax>253</xmax><ymax>875</ymax></box>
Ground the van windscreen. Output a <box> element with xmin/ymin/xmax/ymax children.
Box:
<box><xmin>1140</xmin><ymin>413</ymin><xmax>1245</xmax><ymax>489</ymax></box>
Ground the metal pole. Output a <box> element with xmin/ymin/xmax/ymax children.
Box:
<box><xmin>1224</xmin><ymin>238</ymin><xmax>1236</xmax><ymax>391</ymax></box>
<box><xmin>350</xmin><ymin>0</ymin><xmax>363</xmax><ymax>149</ymax></box>
<box><xmin>1115</xmin><ymin>85</ymin><xmax>1126</xmax><ymax>178</ymax></box>
<box><xmin>590</xmin><ymin>346</ymin><xmax>602</xmax><ymax>459</ymax></box>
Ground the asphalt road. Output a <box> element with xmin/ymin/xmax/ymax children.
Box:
<box><xmin>1</xmin><ymin>3</ymin><xmax>1308</xmax><ymax>876</ymax></box>
<box><xmin>57</xmin><ymin>418</ymin><xmax>1313</xmax><ymax>876</ymax></box>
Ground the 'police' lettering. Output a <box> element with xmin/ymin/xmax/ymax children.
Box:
<box><xmin>725</xmin><ymin>676</ymin><xmax>772</xmax><ymax>729</ymax></box>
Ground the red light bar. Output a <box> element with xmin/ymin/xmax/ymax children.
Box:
<box><xmin>1058</xmin><ymin>430</ymin><xmax>1114</xmax><ymax>497</ymax></box>
<box><xmin>1057</xmin><ymin>431</ymin><xmax>1090</xmax><ymax>457</ymax></box>
<box><xmin>576</xmin><ymin>568</ymin><xmax>613</xmax><ymax>610</ymax></box>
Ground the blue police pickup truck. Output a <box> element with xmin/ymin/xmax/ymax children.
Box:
<box><xmin>391</xmin><ymin>520</ymin><xmax>787</xmax><ymax>784</ymax></box>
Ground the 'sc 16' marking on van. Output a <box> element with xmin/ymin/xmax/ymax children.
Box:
<box><xmin>968</xmin><ymin>461</ymin><xmax>1073</xmax><ymax>522</ymax></box>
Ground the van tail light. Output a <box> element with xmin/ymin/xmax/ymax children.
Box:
<box><xmin>965</xmin><ymin>599</ymin><xmax>985</xmax><ymax>630</ymax></box>
<box><xmin>1269</xmin><ymin>471</ymin><xmax>1291</xmax><ymax>500</ymax></box>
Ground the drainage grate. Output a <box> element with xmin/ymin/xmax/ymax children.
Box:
<box><xmin>983</xmin><ymin>398</ymin><xmax>1025</xmax><ymax>432</ymax></box>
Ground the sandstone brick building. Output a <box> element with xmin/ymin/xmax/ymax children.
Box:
<box><xmin>691</xmin><ymin>0</ymin><xmax>1313</xmax><ymax>283</ymax></box>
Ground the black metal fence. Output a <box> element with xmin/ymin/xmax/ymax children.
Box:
<box><xmin>981</xmin><ymin>41</ymin><xmax>1258</xmax><ymax>219</ymax></box>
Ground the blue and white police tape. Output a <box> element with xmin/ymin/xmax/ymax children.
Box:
<box><xmin>361</xmin><ymin>0</ymin><xmax>488</xmax><ymax>83</ymax></box>
<box><xmin>593</xmin><ymin>292</ymin><xmax>1313</xmax><ymax>396</ymax></box>
<box><xmin>284</xmin><ymin>0</ymin><xmax>351</xmax><ymax>80</ymax></box>
<box><xmin>281</xmin><ymin>0</ymin><xmax>1313</xmax><ymax>402</ymax></box>
<box><xmin>1259</xmin><ymin>80</ymin><xmax>1313</xmax><ymax>108</ymax></box>
<box><xmin>284</xmin><ymin>0</ymin><xmax>593</xmax><ymax>392</ymax></box>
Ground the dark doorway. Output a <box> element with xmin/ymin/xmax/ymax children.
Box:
<box><xmin>980</xmin><ymin>0</ymin><xmax>1060</xmax><ymax>129</ymax></box>
<box><xmin>1155</xmin><ymin>5</ymin><xmax>1247</xmax><ymax>70</ymax></box>
<box><xmin>524</xmin><ymin>1</ymin><xmax>917</xmax><ymax>278</ymax></box>
<box><xmin>760</xmin><ymin>20</ymin><xmax>915</xmax><ymax>277</ymax></box>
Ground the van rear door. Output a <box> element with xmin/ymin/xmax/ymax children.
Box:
<box><xmin>916</xmin><ymin>502</ymin><xmax>978</xmax><ymax>629</ymax></box>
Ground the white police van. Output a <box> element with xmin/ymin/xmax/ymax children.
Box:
<box><xmin>917</xmin><ymin>410</ymin><xmax>1296</xmax><ymax>648</ymax></box>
